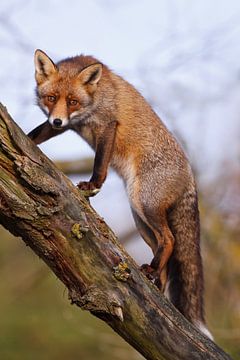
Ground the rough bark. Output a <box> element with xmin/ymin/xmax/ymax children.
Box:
<box><xmin>0</xmin><ymin>103</ymin><xmax>232</xmax><ymax>360</ymax></box>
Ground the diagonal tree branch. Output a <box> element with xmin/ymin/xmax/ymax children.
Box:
<box><xmin>0</xmin><ymin>103</ymin><xmax>232</xmax><ymax>360</ymax></box>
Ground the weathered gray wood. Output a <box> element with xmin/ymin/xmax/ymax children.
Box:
<box><xmin>0</xmin><ymin>103</ymin><xmax>232</xmax><ymax>360</ymax></box>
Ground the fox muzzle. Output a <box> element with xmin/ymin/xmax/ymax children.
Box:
<box><xmin>49</xmin><ymin>116</ymin><xmax>69</xmax><ymax>129</ymax></box>
<box><xmin>53</xmin><ymin>118</ymin><xmax>63</xmax><ymax>127</ymax></box>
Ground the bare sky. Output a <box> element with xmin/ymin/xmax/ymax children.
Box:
<box><xmin>0</xmin><ymin>0</ymin><xmax>239</xmax><ymax>171</ymax></box>
<box><xmin>0</xmin><ymin>0</ymin><xmax>239</xmax><ymax>261</ymax></box>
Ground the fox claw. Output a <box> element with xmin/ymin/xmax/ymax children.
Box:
<box><xmin>77</xmin><ymin>181</ymin><xmax>100</xmax><ymax>197</ymax></box>
<box><xmin>140</xmin><ymin>263</ymin><xmax>157</xmax><ymax>281</ymax></box>
<box><xmin>140</xmin><ymin>264</ymin><xmax>165</xmax><ymax>292</ymax></box>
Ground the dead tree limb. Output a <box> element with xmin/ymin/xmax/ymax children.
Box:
<box><xmin>0</xmin><ymin>103</ymin><xmax>232</xmax><ymax>360</ymax></box>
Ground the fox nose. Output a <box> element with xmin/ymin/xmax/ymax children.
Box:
<box><xmin>53</xmin><ymin>118</ymin><xmax>63</xmax><ymax>127</ymax></box>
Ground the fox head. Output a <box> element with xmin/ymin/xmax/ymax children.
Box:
<box><xmin>34</xmin><ymin>49</ymin><xmax>103</xmax><ymax>129</ymax></box>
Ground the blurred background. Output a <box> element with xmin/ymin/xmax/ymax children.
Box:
<box><xmin>0</xmin><ymin>0</ymin><xmax>239</xmax><ymax>359</ymax></box>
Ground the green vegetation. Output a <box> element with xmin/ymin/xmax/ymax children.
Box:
<box><xmin>0</xmin><ymin>229</ymin><xmax>142</xmax><ymax>360</ymax></box>
<box><xmin>201</xmin><ymin>201</ymin><xmax>240</xmax><ymax>360</ymax></box>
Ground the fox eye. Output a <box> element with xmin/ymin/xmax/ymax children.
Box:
<box><xmin>68</xmin><ymin>99</ymin><xmax>78</xmax><ymax>106</ymax></box>
<box><xmin>48</xmin><ymin>95</ymin><xmax>56</xmax><ymax>103</ymax></box>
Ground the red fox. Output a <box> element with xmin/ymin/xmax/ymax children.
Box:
<box><xmin>28</xmin><ymin>49</ymin><xmax>212</xmax><ymax>339</ymax></box>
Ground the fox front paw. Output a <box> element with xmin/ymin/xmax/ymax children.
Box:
<box><xmin>77</xmin><ymin>181</ymin><xmax>100</xmax><ymax>197</ymax></box>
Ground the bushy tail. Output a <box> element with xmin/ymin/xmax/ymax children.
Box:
<box><xmin>167</xmin><ymin>189</ymin><xmax>213</xmax><ymax>339</ymax></box>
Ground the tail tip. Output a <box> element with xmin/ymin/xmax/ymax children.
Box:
<box><xmin>196</xmin><ymin>321</ymin><xmax>214</xmax><ymax>341</ymax></box>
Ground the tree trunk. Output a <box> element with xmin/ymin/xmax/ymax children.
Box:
<box><xmin>0</xmin><ymin>103</ymin><xmax>232</xmax><ymax>360</ymax></box>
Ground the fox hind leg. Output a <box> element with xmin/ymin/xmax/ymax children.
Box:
<box><xmin>149</xmin><ymin>217</ymin><xmax>175</xmax><ymax>292</ymax></box>
<box><xmin>131</xmin><ymin>209</ymin><xmax>159</xmax><ymax>279</ymax></box>
<box><xmin>131</xmin><ymin>209</ymin><xmax>158</xmax><ymax>253</ymax></box>
<box><xmin>132</xmin><ymin>206</ymin><xmax>175</xmax><ymax>292</ymax></box>
<box><xmin>132</xmin><ymin>208</ymin><xmax>173</xmax><ymax>291</ymax></box>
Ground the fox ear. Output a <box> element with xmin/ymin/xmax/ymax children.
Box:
<box><xmin>78</xmin><ymin>63</ymin><xmax>102</xmax><ymax>85</ymax></box>
<box><xmin>34</xmin><ymin>49</ymin><xmax>57</xmax><ymax>84</ymax></box>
